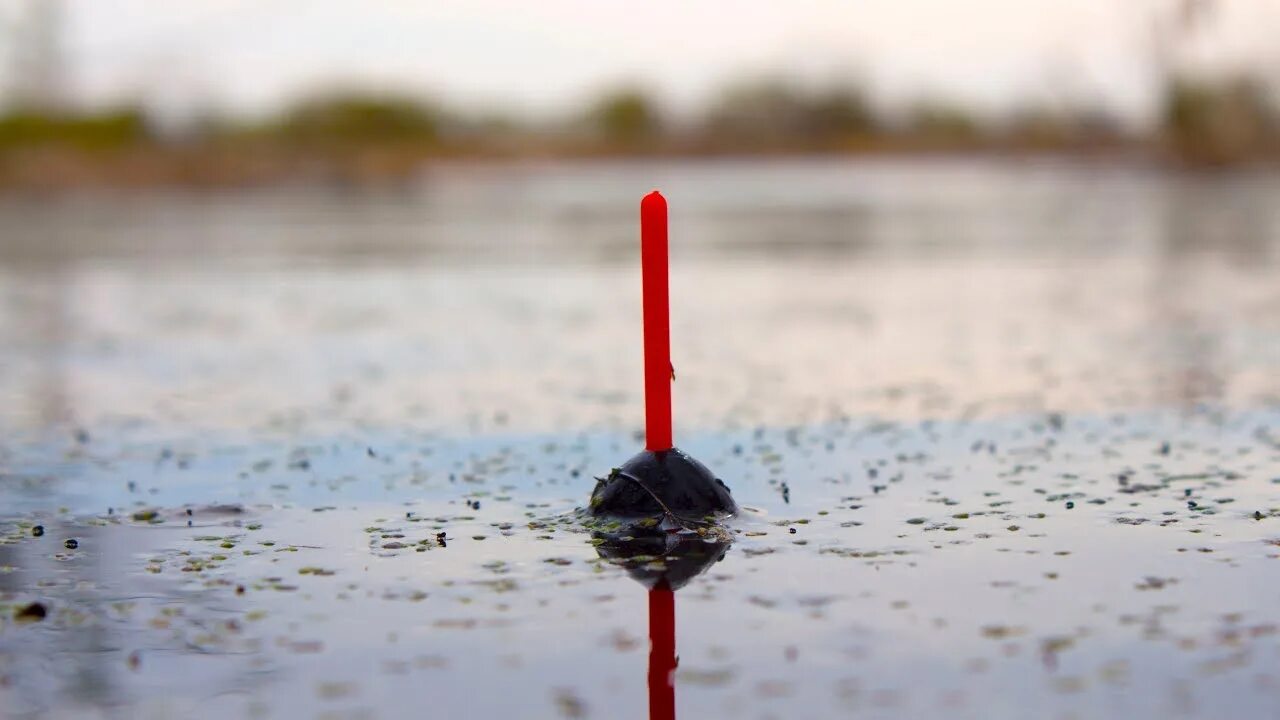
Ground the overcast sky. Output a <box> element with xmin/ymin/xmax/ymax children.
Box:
<box><xmin>9</xmin><ymin>0</ymin><xmax>1280</xmax><ymax>123</ymax></box>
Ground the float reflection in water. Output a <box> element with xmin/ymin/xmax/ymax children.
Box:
<box><xmin>594</xmin><ymin>528</ymin><xmax>732</xmax><ymax>720</ymax></box>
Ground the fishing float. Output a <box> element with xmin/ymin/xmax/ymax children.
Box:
<box><xmin>589</xmin><ymin>190</ymin><xmax>737</xmax><ymax>521</ymax></box>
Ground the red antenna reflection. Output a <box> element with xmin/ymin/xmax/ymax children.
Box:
<box><xmin>648</xmin><ymin>579</ymin><xmax>676</xmax><ymax>720</ymax></box>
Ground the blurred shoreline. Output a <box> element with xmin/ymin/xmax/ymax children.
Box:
<box><xmin>3</xmin><ymin>74</ymin><xmax>1277</xmax><ymax>193</ymax></box>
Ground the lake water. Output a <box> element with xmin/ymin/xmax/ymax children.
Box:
<box><xmin>1</xmin><ymin>157</ymin><xmax>1279</xmax><ymax>719</ymax></box>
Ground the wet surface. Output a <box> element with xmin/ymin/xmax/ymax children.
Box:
<box><xmin>2</xmin><ymin>158</ymin><xmax>1280</xmax><ymax>718</ymax></box>
<box><xmin>5</xmin><ymin>412</ymin><xmax>1280</xmax><ymax>719</ymax></box>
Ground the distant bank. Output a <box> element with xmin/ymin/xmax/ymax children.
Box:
<box><xmin>2</xmin><ymin>80</ymin><xmax>1277</xmax><ymax>192</ymax></box>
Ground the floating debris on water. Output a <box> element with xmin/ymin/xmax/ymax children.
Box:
<box><xmin>13</xmin><ymin>602</ymin><xmax>47</xmax><ymax>623</ymax></box>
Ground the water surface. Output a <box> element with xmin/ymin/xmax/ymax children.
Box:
<box><xmin>2</xmin><ymin>158</ymin><xmax>1279</xmax><ymax>719</ymax></box>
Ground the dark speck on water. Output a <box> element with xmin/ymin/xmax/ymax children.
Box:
<box><xmin>31</xmin><ymin>525</ymin><xmax>43</xmax><ymax>537</ymax></box>
<box><xmin>14</xmin><ymin>602</ymin><xmax>47</xmax><ymax>622</ymax></box>
<box><xmin>63</xmin><ymin>538</ymin><xmax>78</xmax><ymax>549</ymax></box>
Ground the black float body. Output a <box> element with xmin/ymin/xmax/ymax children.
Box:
<box><xmin>590</xmin><ymin>447</ymin><xmax>737</xmax><ymax>519</ymax></box>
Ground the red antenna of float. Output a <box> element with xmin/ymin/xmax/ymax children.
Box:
<box><xmin>589</xmin><ymin>193</ymin><xmax>733</xmax><ymax>517</ymax></box>
<box><xmin>641</xmin><ymin>190</ymin><xmax>673</xmax><ymax>452</ymax></box>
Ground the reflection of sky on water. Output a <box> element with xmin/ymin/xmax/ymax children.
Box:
<box><xmin>1</xmin><ymin>159</ymin><xmax>1279</xmax><ymax>718</ymax></box>
<box><xmin>1</xmin><ymin>258</ymin><xmax>1277</xmax><ymax>439</ymax></box>
<box><xmin>1</xmin><ymin>160</ymin><xmax>1277</xmax><ymax>439</ymax></box>
<box><xmin>3</xmin><ymin>159</ymin><xmax>1280</xmax><ymax>264</ymax></box>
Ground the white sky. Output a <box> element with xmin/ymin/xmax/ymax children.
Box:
<box><xmin>10</xmin><ymin>0</ymin><xmax>1280</xmax><ymax>123</ymax></box>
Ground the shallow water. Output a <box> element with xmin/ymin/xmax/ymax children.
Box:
<box><xmin>2</xmin><ymin>158</ymin><xmax>1279</xmax><ymax>719</ymax></box>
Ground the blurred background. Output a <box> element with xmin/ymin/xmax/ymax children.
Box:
<box><xmin>3</xmin><ymin>0</ymin><xmax>1280</xmax><ymax>187</ymax></box>
<box><xmin>0</xmin><ymin>0</ymin><xmax>1278</xmax><ymax>437</ymax></box>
